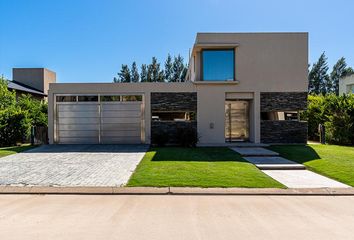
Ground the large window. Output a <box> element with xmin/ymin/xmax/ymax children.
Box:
<box><xmin>202</xmin><ymin>49</ymin><xmax>235</xmax><ymax>81</ymax></box>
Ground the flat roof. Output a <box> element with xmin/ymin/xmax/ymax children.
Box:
<box><xmin>7</xmin><ymin>81</ymin><xmax>46</xmax><ymax>96</ymax></box>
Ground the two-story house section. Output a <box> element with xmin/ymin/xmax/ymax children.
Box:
<box><xmin>48</xmin><ymin>32</ymin><xmax>308</xmax><ymax>145</ymax></box>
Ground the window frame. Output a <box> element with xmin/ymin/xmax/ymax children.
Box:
<box><xmin>201</xmin><ymin>48</ymin><xmax>235</xmax><ymax>82</ymax></box>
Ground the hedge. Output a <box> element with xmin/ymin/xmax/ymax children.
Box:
<box><xmin>301</xmin><ymin>94</ymin><xmax>354</xmax><ymax>145</ymax></box>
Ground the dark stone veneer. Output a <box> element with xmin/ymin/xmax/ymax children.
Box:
<box><xmin>261</xmin><ymin>120</ymin><xmax>308</xmax><ymax>144</ymax></box>
<box><xmin>151</xmin><ymin>92</ymin><xmax>197</xmax><ymax>112</ymax></box>
<box><xmin>261</xmin><ymin>92</ymin><xmax>308</xmax><ymax>112</ymax></box>
<box><xmin>151</xmin><ymin>121</ymin><xmax>197</xmax><ymax>144</ymax></box>
<box><xmin>151</xmin><ymin>92</ymin><xmax>197</xmax><ymax>144</ymax></box>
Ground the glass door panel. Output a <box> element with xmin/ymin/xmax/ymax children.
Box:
<box><xmin>225</xmin><ymin>100</ymin><xmax>250</xmax><ymax>142</ymax></box>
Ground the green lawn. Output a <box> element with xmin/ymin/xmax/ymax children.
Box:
<box><xmin>0</xmin><ymin>145</ymin><xmax>36</xmax><ymax>158</ymax></box>
<box><xmin>127</xmin><ymin>147</ymin><xmax>285</xmax><ymax>188</ymax></box>
<box><xmin>268</xmin><ymin>144</ymin><xmax>354</xmax><ymax>187</ymax></box>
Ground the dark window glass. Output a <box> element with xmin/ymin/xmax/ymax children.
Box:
<box><xmin>261</xmin><ymin>112</ymin><xmax>298</xmax><ymax>121</ymax></box>
<box><xmin>100</xmin><ymin>95</ymin><xmax>121</xmax><ymax>101</ymax></box>
<box><xmin>122</xmin><ymin>95</ymin><xmax>142</xmax><ymax>101</ymax></box>
<box><xmin>56</xmin><ymin>96</ymin><xmax>77</xmax><ymax>102</ymax></box>
<box><xmin>152</xmin><ymin>112</ymin><xmax>196</xmax><ymax>121</ymax></box>
<box><xmin>78</xmin><ymin>96</ymin><xmax>98</xmax><ymax>102</ymax></box>
<box><xmin>202</xmin><ymin>49</ymin><xmax>234</xmax><ymax>81</ymax></box>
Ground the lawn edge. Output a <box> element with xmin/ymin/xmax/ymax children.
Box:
<box><xmin>0</xmin><ymin>186</ymin><xmax>353</xmax><ymax>196</ymax></box>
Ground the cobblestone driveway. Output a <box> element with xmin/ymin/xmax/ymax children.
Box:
<box><xmin>0</xmin><ymin>145</ymin><xmax>148</xmax><ymax>187</ymax></box>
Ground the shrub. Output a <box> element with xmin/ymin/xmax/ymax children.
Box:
<box><xmin>18</xmin><ymin>94</ymin><xmax>48</xmax><ymax>126</ymax></box>
<box><xmin>302</xmin><ymin>94</ymin><xmax>354</xmax><ymax>145</ymax></box>
<box><xmin>0</xmin><ymin>107</ymin><xmax>31</xmax><ymax>147</ymax></box>
<box><xmin>152</xmin><ymin>130</ymin><xmax>169</xmax><ymax>147</ymax></box>
<box><xmin>176</xmin><ymin>125</ymin><xmax>199</xmax><ymax>147</ymax></box>
<box><xmin>324</xmin><ymin>112</ymin><xmax>353</xmax><ymax>145</ymax></box>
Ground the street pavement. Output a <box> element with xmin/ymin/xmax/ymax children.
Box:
<box><xmin>0</xmin><ymin>194</ymin><xmax>353</xmax><ymax>240</ymax></box>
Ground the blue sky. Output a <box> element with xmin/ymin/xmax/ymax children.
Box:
<box><xmin>0</xmin><ymin>0</ymin><xmax>353</xmax><ymax>83</ymax></box>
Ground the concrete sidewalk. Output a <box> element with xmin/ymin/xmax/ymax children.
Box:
<box><xmin>1</xmin><ymin>194</ymin><xmax>354</xmax><ymax>240</ymax></box>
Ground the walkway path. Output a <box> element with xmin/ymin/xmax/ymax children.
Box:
<box><xmin>231</xmin><ymin>146</ymin><xmax>350</xmax><ymax>188</ymax></box>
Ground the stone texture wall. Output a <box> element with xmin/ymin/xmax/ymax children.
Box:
<box><xmin>261</xmin><ymin>92</ymin><xmax>307</xmax><ymax>112</ymax></box>
<box><xmin>151</xmin><ymin>92</ymin><xmax>197</xmax><ymax>112</ymax></box>
<box><xmin>261</xmin><ymin>120</ymin><xmax>308</xmax><ymax>144</ymax></box>
<box><xmin>151</xmin><ymin>121</ymin><xmax>197</xmax><ymax>144</ymax></box>
<box><xmin>151</xmin><ymin>92</ymin><xmax>197</xmax><ymax>144</ymax></box>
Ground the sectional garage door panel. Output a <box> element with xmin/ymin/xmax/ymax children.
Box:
<box><xmin>58</xmin><ymin>137</ymin><xmax>99</xmax><ymax>144</ymax></box>
<box><xmin>101</xmin><ymin>123</ymin><xmax>141</xmax><ymax>131</ymax></box>
<box><xmin>100</xmin><ymin>136</ymin><xmax>141</xmax><ymax>144</ymax></box>
<box><xmin>59</xmin><ymin>124</ymin><xmax>98</xmax><ymax>131</ymax></box>
<box><xmin>100</xmin><ymin>102</ymin><xmax>142</xmax><ymax>144</ymax></box>
<box><xmin>57</xmin><ymin>103</ymin><xmax>99</xmax><ymax>144</ymax></box>
<box><xmin>55</xmin><ymin>99</ymin><xmax>143</xmax><ymax>144</ymax></box>
<box><xmin>58</xmin><ymin>104</ymin><xmax>98</xmax><ymax>112</ymax></box>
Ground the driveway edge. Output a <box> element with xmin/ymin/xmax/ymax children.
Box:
<box><xmin>0</xmin><ymin>186</ymin><xmax>353</xmax><ymax>195</ymax></box>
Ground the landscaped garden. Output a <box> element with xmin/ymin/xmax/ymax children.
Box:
<box><xmin>268</xmin><ymin>144</ymin><xmax>354</xmax><ymax>187</ymax></box>
<box><xmin>127</xmin><ymin>147</ymin><xmax>285</xmax><ymax>188</ymax></box>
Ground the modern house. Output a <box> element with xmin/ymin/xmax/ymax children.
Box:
<box><xmin>7</xmin><ymin>68</ymin><xmax>56</xmax><ymax>100</ymax></box>
<box><xmin>339</xmin><ymin>74</ymin><xmax>354</xmax><ymax>95</ymax></box>
<box><xmin>48</xmin><ymin>32</ymin><xmax>308</xmax><ymax>145</ymax></box>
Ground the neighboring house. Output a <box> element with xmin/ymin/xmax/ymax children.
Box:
<box><xmin>339</xmin><ymin>74</ymin><xmax>354</xmax><ymax>95</ymax></box>
<box><xmin>48</xmin><ymin>32</ymin><xmax>308</xmax><ymax>145</ymax></box>
<box><xmin>7</xmin><ymin>68</ymin><xmax>56</xmax><ymax>100</ymax></box>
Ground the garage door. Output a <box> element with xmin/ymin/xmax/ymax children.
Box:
<box><xmin>55</xmin><ymin>95</ymin><xmax>143</xmax><ymax>144</ymax></box>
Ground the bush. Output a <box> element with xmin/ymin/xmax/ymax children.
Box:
<box><xmin>152</xmin><ymin>131</ymin><xmax>169</xmax><ymax>147</ymax></box>
<box><xmin>302</xmin><ymin>94</ymin><xmax>354</xmax><ymax>145</ymax></box>
<box><xmin>176</xmin><ymin>125</ymin><xmax>199</xmax><ymax>147</ymax></box>
<box><xmin>0</xmin><ymin>78</ymin><xmax>48</xmax><ymax>146</ymax></box>
<box><xmin>0</xmin><ymin>108</ymin><xmax>31</xmax><ymax>147</ymax></box>
<box><xmin>18</xmin><ymin>94</ymin><xmax>48</xmax><ymax>126</ymax></box>
<box><xmin>324</xmin><ymin>112</ymin><xmax>353</xmax><ymax>145</ymax></box>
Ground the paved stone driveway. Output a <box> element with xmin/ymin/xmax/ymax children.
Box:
<box><xmin>0</xmin><ymin>145</ymin><xmax>148</xmax><ymax>187</ymax></box>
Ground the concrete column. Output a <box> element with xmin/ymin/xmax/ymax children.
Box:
<box><xmin>48</xmin><ymin>91</ymin><xmax>54</xmax><ymax>144</ymax></box>
<box><xmin>253</xmin><ymin>91</ymin><xmax>261</xmax><ymax>143</ymax></box>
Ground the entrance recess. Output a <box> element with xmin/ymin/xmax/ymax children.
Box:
<box><xmin>225</xmin><ymin>100</ymin><xmax>250</xmax><ymax>142</ymax></box>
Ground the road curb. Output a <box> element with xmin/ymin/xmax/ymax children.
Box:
<box><xmin>0</xmin><ymin>186</ymin><xmax>353</xmax><ymax>195</ymax></box>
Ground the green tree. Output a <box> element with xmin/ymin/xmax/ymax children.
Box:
<box><xmin>181</xmin><ymin>64</ymin><xmax>188</xmax><ymax>82</ymax></box>
<box><xmin>164</xmin><ymin>54</ymin><xmax>173</xmax><ymax>82</ymax></box>
<box><xmin>140</xmin><ymin>64</ymin><xmax>148</xmax><ymax>82</ymax></box>
<box><xmin>131</xmin><ymin>62</ymin><xmax>140</xmax><ymax>82</ymax></box>
<box><xmin>116</xmin><ymin>64</ymin><xmax>131</xmax><ymax>83</ymax></box>
<box><xmin>172</xmin><ymin>55</ymin><xmax>186</xmax><ymax>82</ymax></box>
<box><xmin>308</xmin><ymin>52</ymin><xmax>330</xmax><ymax>95</ymax></box>
<box><xmin>330</xmin><ymin>57</ymin><xmax>354</xmax><ymax>95</ymax></box>
<box><xmin>17</xmin><ymin>94</ymin><xmax>48</xmax><ymax>126</ymax></box>
<box><xmin>148</xmin><ymin>57</ymin><xmax>164</xmax><ymax>82</ymax></box>
<box><xmin>0</xmin><ymin>76</ymin><xmax>16</xmax><ymax>110</ymax></box>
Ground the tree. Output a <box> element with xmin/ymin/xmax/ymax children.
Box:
<box><xmin>164</xmin><ymin>54</ymin><xmax>173</xmax><ymax>82</ymax></box>
<box><xmin>172</xmin><ymin>55</ymin><xmax>185</xmax><ymax>82</ymax></box>
<box><xmin>116</xmin><ymin>64</ymin><xmax>131</xmax><ymax>83</ymax></box>
<box><xmin>0</xmin><ymin>76</ymin><xmax>16</xmax><ymax>110</ymax></box>
<box><xmin>148</xmin><ymin>57</ymin><xmax>164</xmax><ymax>82</ymax></box>
<box><xmin>131</xmin><ymin>62</ymin><xmax>140</xmax><ymax>82</ymax></box>
<box><xmin>330</xmin><ymin>57</ymin><xmax>354</xmax><ymax>95</ymax></box>
<box><xmin>17</xmin><ymin>94</ymin><xmax>47</xmax><ymax>126</ymax></box>
<box><xmin>181</xmin><ymin>64</ymin><xmax>188</xmax><ymax>82</ymax></box>
<box><xmin>140</xmin><ymin>64</ymin><xmax>148</xmax><ymax>82</ymax></box>
<box><xmin>308</xmin><ymin>52</ymin><xmax>330</xmax><ymax>95</ymax></box>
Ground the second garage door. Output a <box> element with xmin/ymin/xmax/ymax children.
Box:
<box><xmin>55</xmin><ymin>95</ymin><xmax>143</xmax><ymax>144</ymax></box>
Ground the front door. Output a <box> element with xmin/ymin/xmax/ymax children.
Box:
<box><xmin>225</xmin><ymin>100</ymin><xmax>250</xmax><ymax>142</ymax></box>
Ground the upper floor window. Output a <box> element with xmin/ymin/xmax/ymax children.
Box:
<box><xmin>202</xmin><ymin>49</ymin><xmax>235</xmax><ymax>81</ymax></box>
